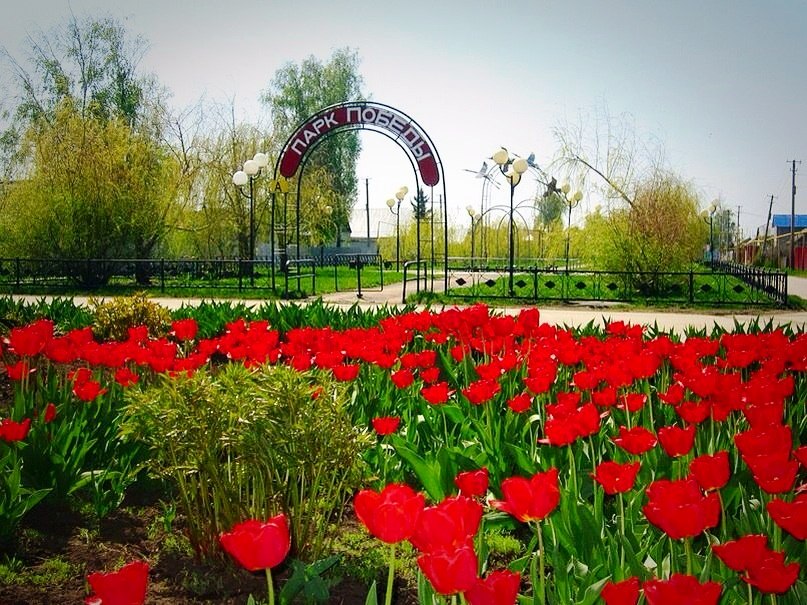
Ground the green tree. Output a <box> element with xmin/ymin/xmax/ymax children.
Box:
<box><xmin>0</xmin><ymin>102</ymin><xmax>178</xmax><ymax>284</ymax></box>
<box><xmin>262</xmin><ymin>49</ymin><xmax>364</xmax><ymax>245</ymax></box>
<box><xmin>3</xmin><ymin>14</ymin><xmax>161</xmax><ymax>129</ymax></box>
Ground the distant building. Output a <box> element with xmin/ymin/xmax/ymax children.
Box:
<box><xmin>771</xmin><ymin>214</ymin><xmax>807</xmax><ymax>236</ymax></box>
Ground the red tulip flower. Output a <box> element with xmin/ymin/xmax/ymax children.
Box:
<box><xmin>746</xmin><ymin>454</ymin><xmax>799</xmax><ymax>494</ymax></box>
<box><xmin>643</xmin><ymin>573</ymin><xmax>722</xmax><ymax>605</ymax></box>
<box><xmin>600</xmin><ymin>576</ymin><xmax>640</xmax><ymax>605</ymax></box>
<box><xmin>417</xmin><ymin>544</ymin><xmax>478</xmax><ymax>595</ymax></box>
<box><xmin>114</xmin><ymin>367</ymin><xmax>140</xmax><ymax>388</ymax></box>
<box><xmin>421</xmin><ymin>382</ymin><xmax>451</xmax><ymax>405</ymax></box>
<box><xmin>712</xmin><ymin>534</ymin><xmax>769</xmax><ymax>571</ymax></box>
<box><xmin>742</xmin><ymin>550</ymin><xmax>800</xmax><ymax>594</ymax></box>
<box><xmin>0</xmin><ymin>417</ymin><xmax>31</xmax><ymax>443</ymax></box>
<box><xmin>332</xmin><ymin>363</ymin><xmax>360</xmax><ymax>381</ymax></box>
<box><xmin>170</xmin><ymin>318</ymin><xmax>198</xmax><ymax>341</ymax></box>
<box><xmin>85</xmin><ymin>560</ymin><xmax>149</xmax><ymax>605</ymax></box>
<box><xmin>507</xmin><ymin>392</ymin><xmax>532</xmax><ymax>413</ymax></box>
<box><xmin>420</xmin><ymin>366</ymin><xmax>441</xmax><ymax>384</ymax></box>
<box><xmin>410</xmin><ymin>496</ymin><xmax>482</xmax><ymax>554</ymax></box>
<box><xmin>464</xmin><ymin>569</ymin><xmax>521</xmax><ymax>605</ymax></box>
<box><xmin>390</xmin><ymin>368</ymin><xmax>414</xmax><ymax>389</ymax></box>
<box><xmin>371</xmin><ymin>416</ymin><xmax>400</xmax><ymax>436</ymax></box>
<box><xmin>611</xmin><ymin>426</ymin><xmax>657</xmax><ymax>456</ymax></box>
<box><xmin>592</xmin><ymin>461</ymin><xmax>641</xmax><ymax>495</ymax></box>
<box><xmin>766</xmin><ymin>494</ymin><xmax>807</xmax><ymax>540</ymax></box>
<box><xmin>491</xmin><ymin>469</ymin><xmax>560</xmax><ymax>523</ymax></box>
<box><xmin>73</xmin><ymin>379</ymin><xmax>108</xmax><ymax>402</ymax></box>
<box><xmin>462</xmin><ymin>378</ymin><xmax>501</xmax><ymax>405</ymax></box>
<box><xmin>690</xmin><ymin>451</ymin><xmax>730</xmax><ymax>491</ymax></box>
<box><xmin>454</xmin><ymin>468</ymin><xmax>489</xmax><ymax>498</ymax></box>
<box><xmin>795</xmin><ymin>445</ymin><xmax>807</xmax><ymax>468</ymax></box>
<box><xmin>43</xmin><ymin>402</ymin><xmax>57</xmax><ymax>424</ymax></box>
<box><xmin>657</xmin><ymin>424</ymin><xmax>696</xmax><ymax>458</ymax></box>
<box><xmin>219</xmin><ymin>515</ymin><xmax>291</xmax><ymax>572</ymax></box>
<box><xmin>354</xmin><ymin>483</ymin><xmax>424</xmax><ymax>543</ymax></box>
<box><xmin>5</xmin><ymin>361</ymin><xmax>34</xmax><ymax>381</ymax></box>
<box><xmin>643</xmin><ymin>478</ymin><xmax>720</xmax><ymax>539</ymax></box>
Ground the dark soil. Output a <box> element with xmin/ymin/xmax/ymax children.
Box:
<box><xmin>0</xmin><ymin>486</ymin><xmax>404</xmax><ymax>604</ymax></box>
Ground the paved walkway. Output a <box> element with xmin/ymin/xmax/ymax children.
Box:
<box><xmin>8</xmin><ymin>274</ymin><xmax>807</xmax><ymax>334</ymax></box>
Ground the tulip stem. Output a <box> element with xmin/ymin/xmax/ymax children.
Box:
<box><xmin>385</xmin><ymin>543</ymin><xmax>396</xmax><ymax>605</ymax></box>
<box><xmin>568</xmin><ymin>445</ymin><xmax>578</xmax><ymax>499</ymax></box>
<box><xmin>533</xmin><ymin>521</ymin><xmax>545</xmax><ymax>605</ymax></box>
<box><xmin>265</xmin><ymin>567</ymin><xmax>275</xmax><ymax>605</ymax></box>
<box><xmin>618</xmin><ymin>492</ymin><xmax>626</xmax><ymax>570</ymax></box>
<box><xmin>747</xmin><ymin>582</ymin><xmax>754</xmax><ymax>605</ymax></box>
<box><xmin>684</xmin><ymin>537</ymin><xmax>693</xmax><ymax>576</ymax></box>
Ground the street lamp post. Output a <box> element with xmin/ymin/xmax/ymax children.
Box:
<box><xmin>561</xmin><ymin>182</ymin><xmax>584</xmax><ymax>274</ymax></box>
<box><xmin>385</xmin><ymin>186</ymin><xmax>407</xmax><ymax>271</ymax></box>
<box><xmin>491</xmin><ymin>148</ymin><xmax>529</xmax><ymax>296</ymax></box>
<box><xmin>466</xmin><ymin>205</ymin><xmax>480</xmax><ymax>268</ymax></box>
<box><xmin>232</xmin><ymin>152</ymin><xmax>269</xmax><ymax>285</ymax></box>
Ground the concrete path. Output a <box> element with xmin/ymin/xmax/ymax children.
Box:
<box><xmin>8</xmin><ymin>272</ymin><xmax>807</xmax><ymax>334</ymax></box>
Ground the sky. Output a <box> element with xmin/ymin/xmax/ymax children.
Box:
<box><xmin>1</xmin><ymin>0</ymin><xmax>805</xmax><ymax>239</ymax></box>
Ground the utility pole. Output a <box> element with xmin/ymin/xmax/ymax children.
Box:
<box><xmin>788</xmin><ymin>160</ymin><xmax>801</xmax><ymax>270</ymax></box>
<box><xmin>762</xmin><ymin>195</ymin><xmax>774</xmax><ymax>261</ymax></box>
<box><xmin>736</xmin><ymin>205</ymin><xmax>742</xmax><ymax>263</ymax></box>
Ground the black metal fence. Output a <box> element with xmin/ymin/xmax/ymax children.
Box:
<box><xmin>0</xmin><ymin>255</ymin><xmax>386</xmax><ymax>298</ymax></box>
<box><xmin>442</xmin><ymin>262</ymin><xmax>788</xmax><ymax>307</ymax></box>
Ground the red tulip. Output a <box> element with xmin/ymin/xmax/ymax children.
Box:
<box><xmin>0</xmin><ymin>417</ymin><xmax>31</xmax><ymax>443</ymax></box>
<box><xmin>507</xmin><ymin>392</ymin><xmax>532</xmax><ymax>413</ymax></box>
<box><xmin>85</xmin><ymin>560</ymin><xmax>149</xmax><ymax>605</ymax></box>
<box><xmin>643</xmin><ymin>478</ymin><xmax>720</xmax><ymax>539</ymax></box>
<box><xmin>371</xmin><ymin>416</ymin><xmax>400</xmax><ymax>436</ymax></box>
<box><xmin>410</xmin><ymin>495</ymin><xmax>482</xmax><ymax>554</ymax></box>
<box><xmin>746</xmin><ymin>454</ymin><xmax>799</xmax><ymax>494</ymax></box>
<box><xmin>491</xmin><ymin>469</ymin><xmax>560</xmax><ymax>523</ymax></box>
<box><xmin>332</xmin><ymin>364</ymin><xmax>360</xmax><ymax>381</ymax></box>
<box><xmin>354</xmin><ymin>483</ymin><xmax>424</xmax><ymax>543</ymax></box>
<box><xmin>421</xmin><ymin>382</ymin><xmax>451</xmax><ymax>405</ymax></box>
<box><xmin>735</xmin><ymin>424</ymin><xmax>791</xmax><ymax>459</ymax></box>
<box><xmin>643</xmin><ymin>573</ymin><xmax>722</xmax><ymax>605</ymax></box>
<box><xmin>657</xmin><ymin>424</ymin><xmax>696</xmax><ymax>458</ymax></box>
<box><xmin>611</xmin><ymin>426</ymin><xmax>657</xmax><ymax>455</ymax></box>
<box><xmin>5</xmin><ymin>361</ymin><xmax>34</xmax><ymax>381</ymax></box>
<box><xmin>742</xmin><ymin>550</ymin><xmax>800</xmax><ymax>594</ymax></box>
<box><xmin>8</xmin><ymin>319</ymin><xmax>53</xmax><ymax>357</ymax></box>
<box><xmin>454</xmin><ymin>468</ymin><xmax>489</xmax><ymax>498</ymax></box>
<box><xmin>219</xmin><ymin>515</ymin><xmax>291</xmax><ymax>571</ymax></box>
<box><xmin>43</xmin><ymin>402</ymin><xmax>57</xmax><ymax>424</ymax></box>
<box><xmin>73</xmin><ymin>379</ymin><xmax>108</xmax><ymax>402</ymax></box>
<box><xmin>417</xmin><ymin>545</ymin><xmax>478</xmax><ymax>595</ymax></box>
<box><xmin>420</xmin><ymin>366</ymin><xmax>441</xmax><ymax>384</ymax></box>
<box><xmin>795</xmin><ymin>445</ymin><xmax>807</xmax><ymax>468</ymax></box>
<box><xmin>592</xmin><ymin>461</ymin><xmax>641</xmax><ymax>495</ymax></box>
<box><xmin>390</xmin><ymin>368</ymin><xmax>414</xmax><ymax>389</ymax></box>
<box><xmin>658</xmin><ymin>382</ymin><xmax>685</xmax><ymax>405</ymax></box>
<box><xmin>600</xmin><ymin>576</ymin><xmax>640</xmax><ymax>605</ymax></box>
<box><xmin>690</xmin><ymin>451</ymin><xmax>730</xmax><ymax>491</ymax></box>
<box><xmin>170</xmin><ymin>318</ymin><xmax>198</xmax><ymax>341</ymax></box>
<box><xmin>619</xmin><ymin>393</ymin><xmax>647</xmax><ymax>413</ymax></box>
<box><xmin>462</xmin><ymin>378</ymin><xmax>501</xmax><ymax>405</ymax></box>
<box><xmin>712</xmin><ymin>534</ymin><xmax>769</xmax><ymax>571</ymax></box>
<box><xmin>766</xmin><ymin>494</ymin><xmax>807</xmax><ymax>540</ymax></box>
<box><xmin>464</xmin><ymin>569</ymin><xmax>520</xmax><ymax>605</ymax></box>
<box><xmin>114</xmin><ymin>367</ymin><xmax>140</xmax><ymax>388</ymax></box>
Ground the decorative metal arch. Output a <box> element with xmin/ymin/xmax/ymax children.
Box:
<box><xmin>274</xmin><ymin>101</ymin><xmax>449</xmax><ymax>292</ymax></box>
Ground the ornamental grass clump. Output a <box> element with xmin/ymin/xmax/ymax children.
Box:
<box><xmin>121</xmin><ymin>363</ymin><xmax>371</xmax><ymax>560</ymax></box>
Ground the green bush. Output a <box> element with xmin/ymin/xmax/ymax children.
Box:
<box><xmin>121</xmin><ymin>363</ymin><xmax>372</xmax><ymax>561</ymax></box>
<box><xmin>89</xmin><ymin>292</ymin><xmax>171</xmax><ymax>341</ymax></box>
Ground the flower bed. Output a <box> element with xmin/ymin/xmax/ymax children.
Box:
<box><xmin>1</xmin><ymin>303</ymin><xmax>805</xmax><ymax>604</ymax></box>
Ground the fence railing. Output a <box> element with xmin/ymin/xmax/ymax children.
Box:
<box><xmin>0</xmin><ymin>256</ymin><xmax>381</xmax><ymax>299</ymax></box>
<box><xmin>441</xmin><ymin>264</ymin><xmax>788</xmax><ymax>307</ymax></box>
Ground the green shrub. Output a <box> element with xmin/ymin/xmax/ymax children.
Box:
<box><xmin>121</xmin><ymin>363</ymin><xmax>372</xmax><ymax>561</ymax></box>
<box><xmin>89</xmin><ymin>292</ymin><xmax>170</xmax><ymax>341</ymax></box>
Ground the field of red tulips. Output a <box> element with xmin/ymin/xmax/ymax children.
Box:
<box><xmin>1</xmin><ymin>302</ymin><xmax>805</xmax><ymax>604</ymax></box>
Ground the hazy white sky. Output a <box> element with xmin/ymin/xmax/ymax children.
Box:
<box><xmin>1</xmin><ymin>0</ymin><xmax>805</xmax><ymax>237</ymax></box>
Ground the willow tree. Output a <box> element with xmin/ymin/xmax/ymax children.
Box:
<box><xmin>0</xmin><ymin>102</ymin><xmax>177</xmax><ymax>284</ymax></box>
